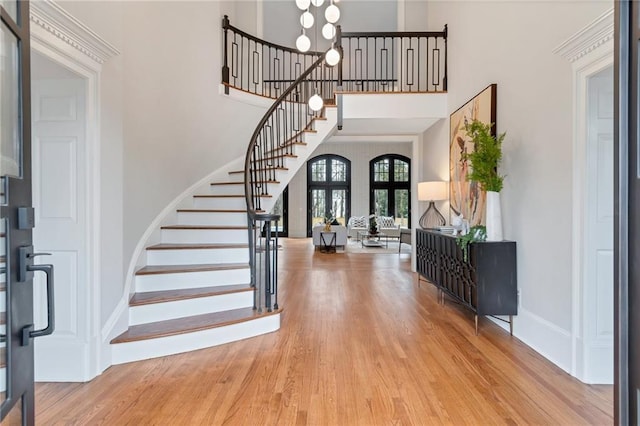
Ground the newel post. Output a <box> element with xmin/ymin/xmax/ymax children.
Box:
<box><xmin>443</xmin><ymin>24</ymin><xmax>448</xmax><ymax>91</ymax></box>
<box><xmin>336</xmin><ymin>24</ymin><xmax>343</xmax><ymax>88</ymax></box>
<box><xmin>222</xmin><ymin>15</ymin><xmax>230</xmax><ymax>94</ymax></box>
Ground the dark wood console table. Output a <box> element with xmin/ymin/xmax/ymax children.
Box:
<box><xmin>415</xmin><ymin>229</ymin><xmax>517</xmax><ymax>335</ymax></box>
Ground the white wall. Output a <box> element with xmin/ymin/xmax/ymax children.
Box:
<box><xmin>287</xmin><ymin>141</ymin><xmax>412</xmax><ymax>237</ymax></box>
<box><xmin>425</xmin><ymin>0</ymin><xmax>611</xmax><ymax>371</ymax></box>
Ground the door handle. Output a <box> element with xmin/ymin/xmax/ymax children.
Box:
<box><xmin>28</xmin><ymin>262</ymin><xmax>55</xmax><ymax>339</ymax></box>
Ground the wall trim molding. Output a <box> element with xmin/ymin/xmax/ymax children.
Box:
<box><xmin>30</xmin><ymin>0</ymin><xmax>119</xmax><ymax>381</ymax></box>
<box><xmin>30</xmin><ymin>0</ymin><xmax>120</xmax><ymax>66</ymax></box>
<box><xmin>555</xmin><ymin>7</ymin><xmax>614</xmax><ymax>384</ymax></box>
<box><xmin>553</xmin><ymin>8</ymin><xmax>613</xmax><ymax>63</ymax></box>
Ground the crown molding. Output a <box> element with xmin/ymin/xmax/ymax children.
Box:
<box><xmin>30</xmin><ymin>0</ymin><xmax>120</xmax><ymax>66</ymax></box>
<box><xmin>553</xmin><ymin>8</ymin><xmax>613</xmax><ymax>63</ymax></box>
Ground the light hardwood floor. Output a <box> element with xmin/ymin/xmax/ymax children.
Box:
<box><xmin>35</xmin><ymin>238</ymin><xmax>612</xmax><ymax>425</ymax></box>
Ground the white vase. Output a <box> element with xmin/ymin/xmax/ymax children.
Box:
<box><xmin>485</xmin><ymin>190</ymin><xmax>503</xmax><ymax>241</ymax></box>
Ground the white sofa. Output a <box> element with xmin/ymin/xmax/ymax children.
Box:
<box><xmin>312</xmin><ymin>225</ymin><xmax>348</xmax><ymax>249</ymax></box>
<box><xmin>347</xmin><ymin>216</ymin><xmax>401</xmax><ymax>239</ymax></box>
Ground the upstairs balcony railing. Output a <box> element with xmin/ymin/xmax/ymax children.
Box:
<box><xmin>221</xmin><ymin>16</ymin><xmax>448</xmax><ymax>316</ymax></box>
<box><xmin>222</xmin><ymin>16</ymin><xmax>448</xmax><ymax>97</ymax></box>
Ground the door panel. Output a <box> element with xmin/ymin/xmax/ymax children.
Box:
<box><xmin>31</xmin><ymin>77</ymin><xmax>86</xmax><ymax>380</ymax></box>
<box><xmin>585</xmin><ymin>67</ymin><xmax>614</xmax><ymax>383</ymax></box>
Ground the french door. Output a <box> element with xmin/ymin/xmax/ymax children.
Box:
<box><xmin>1</xmin><ymin>1</ymin><xmax>54</xmax><ymax>424</ymax></box>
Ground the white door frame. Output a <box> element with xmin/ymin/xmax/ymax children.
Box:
<box><xmin>30</xmin><ymin>0</ymin><xmax>119</xmax><ymax>381</ymax></box>
<box><xmin>554</xmin><ymin>8</ymin><xmax>613</xmax><ymax>383</ymax></box>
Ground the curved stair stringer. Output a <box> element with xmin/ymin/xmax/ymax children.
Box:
<box><xmin>103</xmin><ymin>154</ymin><xmax>283</xmax><ymax>366</ymax></box>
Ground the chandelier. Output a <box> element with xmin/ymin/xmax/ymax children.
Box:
<box><xmin>295</xmin><ymin>0</ymin><xmax>341</xmax><ymax>111</ymax></box>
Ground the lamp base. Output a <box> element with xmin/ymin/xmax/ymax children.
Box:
<box><xmin>419</xmin><ymin>201</ymin><xmax>446</xmax><ymax>229</ymax></box>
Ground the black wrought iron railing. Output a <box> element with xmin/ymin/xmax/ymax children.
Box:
<box><xmin>223</xmin><ymin>16</ymin><xmax>448</xmax><ymax>97</ymax></box>
<box><xmin>338</xmin><ymin>26</ymin><xmax>448</xmax><ymax>92</ymax></box>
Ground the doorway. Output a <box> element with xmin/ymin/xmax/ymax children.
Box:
<box><xmin>30</xmin><ymin>51</ymin><xmax>91</xmax><ymax>381</ymax></box>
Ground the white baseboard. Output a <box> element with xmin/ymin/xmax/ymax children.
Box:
<box><xmin>510</xmin><ymin>307</ymin><xmax>573</xmax><ymax>374</ymax></box>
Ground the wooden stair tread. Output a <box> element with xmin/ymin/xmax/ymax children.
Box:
<box><xmin>110</xmin><ymin>307</ymin><xmax>282</xmax><ymax>344</ymax></box>
<box><xmin>193</xmin><ymin>194</ymin><xmax>244</xmax><ymax>198</ymax></box>
<box><xmin>253</xmin><ymin>154</ymin><xmax>297</xmax><ymax>162</ymax></box>
<box><xmin>0</xmin><ymin>312</ymin><xmax>5</xmax><ymax>325</ymax></box>
<box><xmin>0</xmin><ymin>348</ymin><xmax>5</xmax><ymax>368</ymax></box>
<box><xmin>136</xmin><ymin>262</ymin><xmax>248</xmax><ymax>276</ymax></box>
<box><xmin>209</xmin><ymin>182</ymin><xmax>243</xmax><ymax>186</ymax></box>
<box><xmin>161</xmin><ymin>225</ymin><xmax>248</xmax><ymax>230</ymax></box>
<box><xmin>147</xmin><ymin>243</ymin><xmax>248</xmax><ymax>251</ymax></box>
<box><xmin>229</xmin><ymin>166</ymin><xmax>288</xmax><ymax>175</ymax></box>
<box><xmin>176</xmin><ymin>209</ymin><xmax>246</xmax><ymax>213</ymax></box>
<box><xmin>130</xmin><ymin>284</ymin><xmax>252</xmax><ymax>306</ymax></box>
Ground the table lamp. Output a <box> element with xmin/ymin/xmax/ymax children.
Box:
<box><xmin>418</xmin><ymin>181</ymin><xmax>447</xmax><ymax>229</ymax></box>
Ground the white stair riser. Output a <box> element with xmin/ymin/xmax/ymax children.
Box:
<box><xmin>161</xmin><ymin>228</ymin><xmax>248</xmax><ymax>244</ymax></box>
<box><xmin>135</xmin><ymin>268</ymin><xmax>250</xmax><ymax>293</ymax></box>
<box><xmin>146</xmin><ymin>247</ymin><xmax>249</xmax><ymax>265</ymax></box>
<box><xmin>129</xmin><ymin>291</ymin><xmax>253</xmax><ymax>325</ymax></box>
<box><xmin>0</xmin><ymin>367</ymin><xmax>5</xmax><ymax>392</ymax></box>
<box><xmin>111</xmin><ymin>313</ymin><xmax>280</xmax><ymax>365</ymax></box>
<box><xmin>209</xmin><ymin>184</ymin><xmax>245</xmax><ymax>195</ymax></box>
<box><xmin>177</xmin><ymin>211</ymin><xmax>247</xmax><ymax>226</ymax></box>
<box><xmin>193</xmin><ymin>196</ymin><xmax>245</xmax><ymax>209</ymax></box>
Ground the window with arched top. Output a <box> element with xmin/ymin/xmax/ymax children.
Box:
<box><xmin>370</xmin><ymin>154</ymin><xmax>411</xmax><ymax>227</ymax></box>
<box><xmin>307</xmin><ymin>154</ymin><xmax>351</xmax><ymax>236</ymax></box>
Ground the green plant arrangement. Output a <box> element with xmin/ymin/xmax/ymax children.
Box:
<box><xmin>368</xmin><ymin>215</ymin><xmax>378</xmax><ymax>235</ymax></box>
<box><xmin>456</xmin><ymin>225</ymin><xmax>487</xmax><ymax>262</ymax></box>
<box><xmin>463</xmin><ymin>119</ymin><xmax>506</xmax><ymax>192</ymax></box>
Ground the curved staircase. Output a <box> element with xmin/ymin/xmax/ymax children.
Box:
<box><xmin>110</xmin><ymin>107</ymin><xmax>337</xmax><ymax>365</ymax></box>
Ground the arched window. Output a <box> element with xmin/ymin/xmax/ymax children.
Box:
<box><xmin>307</xmin><ymin>154</ymin><xmax>351</xmax><ymax>236</ymax></box>
<box><xmin>370</xmin><ymin>154</ymin><xmax>411</xmax><ymax>227</ymax></box>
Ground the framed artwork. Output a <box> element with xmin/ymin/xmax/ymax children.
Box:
<box><xmin>449</xmin><ymin>83</ymin><xmax>497</xmax><ymax>226</ymax></box>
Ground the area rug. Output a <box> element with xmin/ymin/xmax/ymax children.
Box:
<box><xmin>339</xmin><ymin>238</ymin><xmax>410</xmax><ymax>254</ymax></box>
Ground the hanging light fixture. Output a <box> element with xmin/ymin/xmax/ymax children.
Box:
<box><xmin>324</xmin><ymin>3</ymin><xmax>340</xmax><ymax>23</ymax></box>
<box><xmin>322</xmin><ymin>23</ymin><xmax>335</xmax><ymax>40</ymax></box>
<box><xmin>296</xmin><ymin>31</ymin><xmax>311</xmax><ymax>52</ymax></box>
<box><xmin>308</xmin><ymin>93</ymin><xmax>323</xmax><ymax>111</ymax></box>
<box><xmin>300</xmin><ymin>10</ymin><xmax>314</xmax><ymax>29</ymax></box>
<box><xmin>310</xmin><ymin>0</ymin><xmax>324</xmax><ymax>7</ymax></box>
<box><xmin>325</xmin><ymin>46</ymin><xmax>340</xmax><ymax>66</ymax></box>
<box><xmin>295</xmin><ymin>0</ymin><xmax>311</xmax><ymax>10</ymax></box>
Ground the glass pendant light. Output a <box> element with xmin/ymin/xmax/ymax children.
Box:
<box><xmin>325</xmin><ymin>45</ymin><xmax>340</xmax><ymax>66</ymax></box>
<box><xmin>322</xmin><ymin>23</ymin><xmax>335</xmax><ymax>40</ymax></box>
<box><xmin>296</xmin><ymin>0</ymin><xmax>311</xmax><ymax>11</ymax></box>
<box><xmin>308</xmin><ymin>93</ymin><xmax>323</xmax><ymax>111</ymax></box>
<box><xmin>300</xmin><ymin>10</ymin><xmax>314</xmax><ymax>29</ymax></box>
<box><xmin>324</xmin><ymin>3</ymin><xmax>340</xmax><ymax>23</ymax></box>
<box><xmin>296</xmin><ymin>32</ymin><xmax>311</xmax><ymax>52</ymax></box>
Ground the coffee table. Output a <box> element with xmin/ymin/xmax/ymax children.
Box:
<box><xmin>357</xmin><ymin>231</ymin><xmax>388</xmax><ymax>248</ymax></box>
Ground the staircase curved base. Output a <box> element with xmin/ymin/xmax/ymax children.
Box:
<box><xmin>111</xmin><ymin>312</ymin><xmax>281</xmax><ymax>365</ymax></box>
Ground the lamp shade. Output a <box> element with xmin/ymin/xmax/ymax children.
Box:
<box><xmin>418</xmin><ymin>181</ymin><xmax>448</xmax><ymax>201</ymax></box>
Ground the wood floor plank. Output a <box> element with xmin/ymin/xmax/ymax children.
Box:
<box><xmin>36</xmin><ymin>238</ymin><xmax>612</xmax><ymax>424</ymax></box>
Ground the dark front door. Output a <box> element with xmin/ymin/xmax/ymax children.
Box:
<box><xmin>1</xmin><ymin>2</ymin><xmax>54</xmax><ymax>425</ymax></box>
<box><xmin>615</xmin><ymin>1</ymin><xmax>639</xmax><ymax>423</ymax></box>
